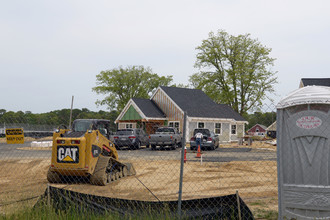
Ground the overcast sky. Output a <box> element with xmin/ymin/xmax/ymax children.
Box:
<box><xmin>1</xmin><ymin>0</ymin><xmax>329</xmax><ymax>113</ymax></box>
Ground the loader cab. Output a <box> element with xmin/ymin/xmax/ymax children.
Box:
<box><xmin>72</xmin><ymin>119</ymin><xmax>111</xmax><ymax>139</ymax></box>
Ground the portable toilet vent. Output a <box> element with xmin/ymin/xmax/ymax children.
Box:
<box><xmin>277</xmin><ymin>86</ymin><xmax>330</xmax><ymax>219</ymax></box>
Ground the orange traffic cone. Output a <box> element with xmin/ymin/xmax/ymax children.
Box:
<box><xmin>196</xmin><ymin>144</ymin><xmax>201</xmax><ymax>158</ymax></box>
<box><xmin>184</xmin><ymin>146</ymin><xmax>187</xmax><ymax>163</ymax></box>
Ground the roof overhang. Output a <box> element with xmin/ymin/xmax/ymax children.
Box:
<box><xmin>144</xmin><ymin>118</ymin><xmax>167</xmax><ymax>121</ymax></box>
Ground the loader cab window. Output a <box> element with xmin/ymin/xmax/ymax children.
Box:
<box><xmin>73</xmin><ymin>120</ymin><xmax>93</xmax><ymax>132</ymax></box>
<box><xmin>97</xmin><ymin>123</ymin><xmax>108</xmax><ymax>136</ymax></box>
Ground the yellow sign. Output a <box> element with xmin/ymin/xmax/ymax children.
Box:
<box><xmin>6</xmin><ymin>128</ymin><xmax>24</xmax><ymax>144</ymax></box>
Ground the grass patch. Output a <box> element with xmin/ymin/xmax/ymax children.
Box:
<box><xmin>1</xmin><ymin>206</ymin><xmax>120</xmax><ymax>220</ymax></box>
<box><xmin>248</xmin><ymin>198</ymin><xmax>278</xmax><ymax>220</ymax></box>
<box><xmin>0</xmin><ymin>201</ymin><xmax>245</xmax><ymax>220</ymax></box>
<box><xmin>254</xmin><ymin>208</ymin><xmax>278</xmax><ymax>219</ymax></box>
<box><xmin>0</xmin><ymin>202</ymin><xmax>178</xmax><ymax>220</ymax></box>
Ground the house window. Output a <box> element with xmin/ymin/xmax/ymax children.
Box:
<box><xmin>126</xmin><ymin>123</ymin><xmax>133</xmax><ymax>129</ymax></box>
<box><xmin>197</xmin><ymin>122</ymin><xmax>205</xmax><ymax>128</ymax></box>
<box><xmin>215</xmin><ymin>123</ymin><xmax>221</xmax><ymax>135</ymax></box>
<box><xmin>256</xmin><ymin>128</ymin><xmax>259</xmax><ymax>132</ymax></box>
<box><xmin>169</xmin><ymin>121</ymin><xmax>180</xmax><ymax>131</ymax></box>
<box><xmin>231</xmin><ymin>124</ymin><xmax>237</xmax><ymax>135</ymax></box>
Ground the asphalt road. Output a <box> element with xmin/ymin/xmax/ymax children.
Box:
<box><xmin>0</xmin><ymin>142</ymin><xmax>51</xmax><ymax>159</ymax></box>
<box><xmin>0</xmin><ymin>142</ymin><xmax>276</xmax><ymax>162</ymax></box>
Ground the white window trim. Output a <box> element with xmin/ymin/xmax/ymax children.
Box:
<box><xmin>124</xmin><ymin>123</ymin><xmax>135</xmax><ymax>129</ymax></box>
<box><xmin>168</xmin><ymin>121</ymin><xmax>180</xmax><ymax>132</ymax></box>
<box><xmin>169</xmin><ymin>121</ymin><xmax>180</xmax><ymax>126</ymax></box>
<box><xmin>118</xmin><ymin>122</ymin><xmax>137</xmax><ymax>129</ymax></box>
<box><xmin>197</xmin><ymin>122</ymin><xmax>205</xmax><ymax>129</ymax></box>
<box><xmin>126</xmin><ymin>123</ymin><xmax>133</xmax><ymax>129</ymax></box>
<box><xmin>231</xmin><ymin>123</ymin><xmax>237</xmax><ymax>135</ymax></box>
<box><xmin>214</xmin><ymin>122</ymin><xmax>222</xmax><ymax>135</ymax></box>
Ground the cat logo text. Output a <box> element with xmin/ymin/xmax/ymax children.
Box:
<box><xmin>57</xmin><ymin>146</ymin><xmax>79</xmax><ymax>163</ymax></box>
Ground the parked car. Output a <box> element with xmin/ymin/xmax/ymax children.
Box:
<box><xmin>149</xmin><ymin>127</ymin><xmax>182</xmax><ymax>150</ymax></box>
<box><xmin>190</xmin><ymin>128</ymin><xmax>219</xmax><ymax>151</ymax></box>
<box><xmin>113</xmin><ymin>128</ymin><xmax>149</xmax><ymax>150</ymax></box>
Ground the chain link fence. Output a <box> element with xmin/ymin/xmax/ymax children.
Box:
<box><xmin>0</xmin><ymin>104</ymin><xmax>278</xmax><ymax>219</ymax></box>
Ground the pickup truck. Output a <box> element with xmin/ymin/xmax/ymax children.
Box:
<box><xmin>148</xmin><ymin>127</ymin><xmax>182</xmax><ymax>150</ymax></box>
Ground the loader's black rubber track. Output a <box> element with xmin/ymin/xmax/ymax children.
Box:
<box><xmin>90</xmin><ymin>156</ymin><xmax>136</xmax><ymax>186</ymax></box>
<box><xmin>47</xmin><ymin>167</ymin><xmax>62</xmax><ymax>183</ymax></box>
<box><xmin>90</xmin><ymin>155</ymin><xmax>109</xmax><ymax>186</ymax></box>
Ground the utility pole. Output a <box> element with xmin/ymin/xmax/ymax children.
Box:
<box><xmin>69</xmin><ymin>96</ymin><xmax>74</xmax><ymax>129</ymax></box>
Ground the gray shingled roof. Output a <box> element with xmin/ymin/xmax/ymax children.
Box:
<box><xmin>160</xmin><ymin>86</ymin><xmax>246</xmax><ymax>121</ymax></box>
<box><xmin>131</xmin><ymin>98</ymin><xmax>166</xmax><ymax>118</ymax></box>
<box><xmin>301</xmin><ymin>78</ymin><xmax>330</xmax><ymax>87</ymax></box>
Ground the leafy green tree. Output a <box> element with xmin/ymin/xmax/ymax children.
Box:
<box><xmin>190</xmin><ymin>30</ymin><xmax>277</xmax><ymax>115</ymax></box>
<box><xmin>93</xmin><ymin>66</ymin><xmax>173</xmax><ymax>111</ymax></box>
<box><xmin>1</xmin><ymin>111</ymin><xmax>19</xmax><ymax>123</ymax></box>
<box><xmin>24</xmin><ymin>111</ymin><xmax>37</xmax><ymax>124</ymax></box>
<box><xmin>0</xmin><ymin>109</ymin><xmax>6</xmax><ymax>116</ymax></box>
<box><xmin>171</xmin><ymin>83</ymin><xmax>190</xmax><ymax>88</ymax></box>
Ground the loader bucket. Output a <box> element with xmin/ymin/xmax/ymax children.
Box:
<box><xmin>124</xmin><ymin>163</ymin><xmax>136</xmax><ymax>176</ymax></box>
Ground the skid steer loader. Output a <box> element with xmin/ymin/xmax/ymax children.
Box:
<box><xmin>47</xmin><ymin>119</ymin><xmax>135</xmax><ymax>185</ymax></box>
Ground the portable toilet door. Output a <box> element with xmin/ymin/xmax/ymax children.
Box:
<box><xmin>277</xmin><ymin>86</ymin><xmax>330</xmax><ymax>220</ymax></box>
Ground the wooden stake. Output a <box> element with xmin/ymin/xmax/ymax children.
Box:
<box><xmin>236</xmin><ymin>190</ymin><xmax>242</xmax><ymax>220</ymax></box>
<box><xmin>47</xmin><ymin>183</ymin><xmax>50</xmax><ymax>207</ymax></box>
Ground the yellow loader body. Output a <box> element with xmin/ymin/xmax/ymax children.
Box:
<box><xmin>47</xmin><ymin>119</ymin><xmax>134</xmax><ymax>185</ymax></box>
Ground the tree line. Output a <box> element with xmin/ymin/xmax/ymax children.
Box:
<box><xmin>0</xmin><ymin>108</ymin><xmax>276</xmax><ymax>131</ymax></box>
<box><xmin>0</xmin><ymin>109</ymin><xmax>118</xmax><ymax>131</ymax></box>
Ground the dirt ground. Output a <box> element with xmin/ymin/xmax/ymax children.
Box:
<box><xmin>221</xmin><ymin>140</ymin><xmax>277</xmax><ymax>151</ymax></box>
<box><xmin>0</xmin><ymin>141</ymin><xmax>278</xmax><ymax>216</ymax></box>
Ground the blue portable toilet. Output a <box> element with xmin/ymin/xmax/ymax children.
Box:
<box><xmin>277</xmin><ymin>86</ymin><xmax>330</xmax><ymax>219</ymax></box>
